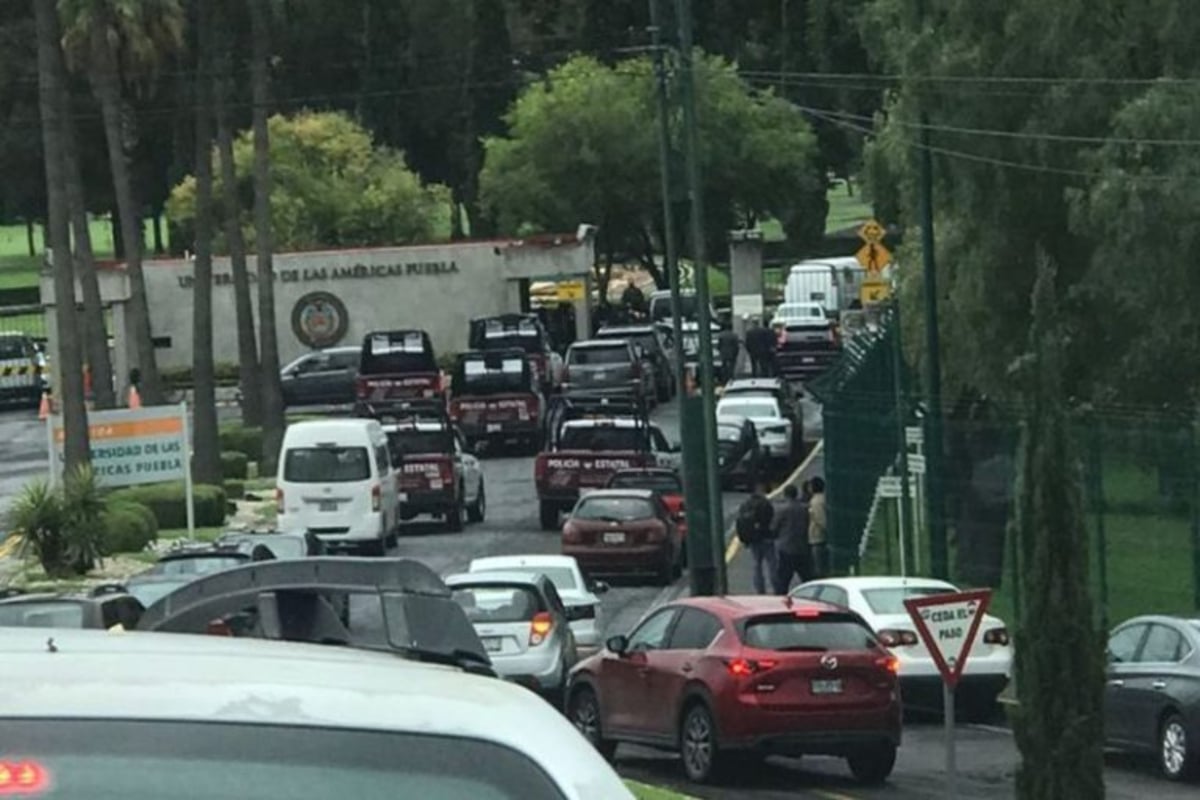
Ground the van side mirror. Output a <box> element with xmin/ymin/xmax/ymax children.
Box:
<box><xmin>589</xmin><ymin>579</ymin><xmax>610</xmax><ymax>596</ymax></box>
<box><xmin>606</xmin><ymin>634</ymin><xmax>628</xmax><ymax>655</ymax></box>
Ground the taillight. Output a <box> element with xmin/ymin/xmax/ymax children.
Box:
<box><xmin>874</xmin><ymin>654</ymin><xmax>900</xmax><ymax>683</ymax></box>
<box><xmin>725</xmin><ymin>657</ymin><xmax>778</xmax><ymax>677</ymax></box>
<box><xmin>529</xmin><ymin>611</ymin><xmax>553</xmax><ymax>646</ymax></box>
<box><xmin>562</xmin><ymin>523</ymin><xmax>580</xmax><ymax>544</ymax></box>
<box><xmin>438</xmin><ymin>461</ymin><xmax>454</xmax><ymax>484</ymax></box>
<box><xmin>355</xmin><ymin>376</ymin><xmax>369</xmax><ymax>398</ymax></box>
<box><xmin>878</xmin><ymin>629</ymin><xmax>919</xmax><ymax>647</ymax></box>
<box><xmin>645</xmin><ymin>523</ymin><xmax>668</xmax><ymax>542</ymax></box>
<box><xmin>371</xmin><ymin>484</ymin><xmax>382</xmax><ymax>512</ymax></box>
<box><xmin>448</xmin><ymin>400</ymin><xmax>461</xmax><ymax>422</ymax></box>
<box><xmin>534</xmin><ymin>457</ymin><xmax>547</xmax><ymax>484</ymax></box>
<box><xmin>275</xmin><ymin>487</ymin><xmax>284</xmax><ymax>514</ymax></box>
<box><xmin>206</xmin><ymin>618</ymin><xmax>233</xmax><ymax>637</ymax></box>
<box><xmin>983</xmin><ymin>628</ymin><xmax>1010</xmax><ymax>646</ymax></box>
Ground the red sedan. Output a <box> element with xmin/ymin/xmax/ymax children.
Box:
<box><xmin>605</xmin><ymin>468</ymin><xmax>688</xmax><ymax>544</ymax></box>
<box><xmin>565</xmin><ymin>596</ymin><xmax>902</xmax><ymax>785</ymax></box>
<box><xmin>561</xmin><ymin>489</ymin><xmax>682</xmax><ymax>585</ymax></box>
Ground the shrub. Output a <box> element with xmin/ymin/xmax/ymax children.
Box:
<box><xmin>61</xmin><ymin>466</ymin><xmax>106</xmax><ymax>574</ymax></box>
<box><xmin>108</xmin><ymin>482</ymin><xmax>227</xmax><ymax>529</ymax></box>
<box><xmin>7</xmin><ymin>467</ymin><xmax>107</xmax><ymax>577</ymax></box>
<box><xmin>100</xmin><ymin>501</ymin><xmax>159</xmax><ymax>555</ymax></box>
<box><xmin>7</xmin><ymin>480</ymin><xmax>67</xmax><ymax>577</ymax></box>
<box><xmin>221</xmin><ymin>450</ymin><xmax>249</xmax><ymax>480</ymax></box>
<box><xmin>219</xmin><ymin>424</ymin><xmax>263</xmax><ymax>462</ymax></box>
<box><xmin>224</xmin><ymin>480</ymin><xmax>245</xmax><ymax>500</ymax></box>
<box><xmin>162</xmin><ymin>362</ymin><xmax>240</xmax><ymax>388</ymax></box>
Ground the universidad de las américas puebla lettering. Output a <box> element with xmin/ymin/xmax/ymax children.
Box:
<box><xmin>89</xmin><ymin>439</ymin><xmax>184</xmax><ymax>478</ymax></box>
<box><xmin>177</xmin><ymin>261</ymin><xmax>460</xmax><ymax>289</ymax></box>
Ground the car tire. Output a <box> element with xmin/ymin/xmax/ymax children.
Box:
<box><xmin>539</xmin><ymin>501</ymin><xmax>559</xmax><ymax>531</ymax></box>
<box><xmin>679</xmin><ymin>702</ymin><xmax>722</xmax><ymax>783</ymax></box>
<box><xmin>1160</xmin><ymin>712</ymin><xmax>1197</xmax><ymax>781</ymax></box>
<box><xmin>446</xmin><ymin>490</ymin><xmax>466</xmax><ymax>533</ymax></box>
<box><xmin>569</xmin><ymin>686</ymin><xmax>617</xmax><ymax>762</ymax></box>
<box><xmin>847</xmin><ymin>741</ymin><xmax>897</xmax><ymax>785</ymax></box>
<box><xmin>467</xmin><ymin>482</ymin><xmax>486</xmax><ymax>523</ymax></box>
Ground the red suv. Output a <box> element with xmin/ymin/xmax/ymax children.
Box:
<box><xmin>565</xmin><ymin>596</ymin><xmax>901</xmax><ymax>784</ymax></box>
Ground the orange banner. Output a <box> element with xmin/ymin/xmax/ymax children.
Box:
<box><xmin>53</xmin><ymin>416</ymin><xmax>183</xmax><ymax>444</ymax></box>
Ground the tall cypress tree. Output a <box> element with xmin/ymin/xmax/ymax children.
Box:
<box><xmin>1012</xmin><ymin>254</ymin><xmax>1106</xmax><ymax>800</ymax></box>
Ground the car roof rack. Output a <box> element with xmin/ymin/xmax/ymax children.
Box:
<box><xmin>137</xmin><ymin>557</ymin><xmax>493</xmax><ymax>676</ymax></box>
<box><xmin>359</xmin><ymin>398</ymin><xmax>451</xmax><ymax>428</ymax></box>
<box><xmin>544</xmin><ymin>394</ymin><xmax>651</xmax><ymax>451</ymax></box>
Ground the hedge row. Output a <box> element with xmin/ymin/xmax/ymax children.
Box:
<box><xmin>221</xmin><ymin>450</ymin><xmax>249</xmax><ymax>480</ymax></box>
<box><xmin>100</xmin><ymin>501</ymin><xmax>159</xmax><ymax>555</ymax></box>
<box><xmin>108</xmin><ymin>482</ymin><xmax>227</xmax><ymax>529</ymax></box>
<box><xmin>162</xmin><ymin>363</ymin><xmax>241</xmax><ymax>389</ymax></box>
<box><xmin>219</xmin><ymin>424</ymin><xmax>263</xmax><ymax>463</ymax></box>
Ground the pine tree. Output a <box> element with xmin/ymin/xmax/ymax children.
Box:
<box><xmin>1012</xmin><ymin>254</ymin><xmax>1106</xmax><ymax>800</ymax></box>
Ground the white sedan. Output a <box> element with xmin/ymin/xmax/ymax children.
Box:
<box><xmin>715</xmin><ymin>394</ymin><xmax>796</xmax><ymax>464</ymax></box>
<box><xmin>469</xmin><ymin>554</ymin><xmax>608</xmax><ymax>653</ymax></box>
<box><xmin>790</xmin><ymin>576</ymin><xmax>1012</xmax><ymax>715</ymax></box>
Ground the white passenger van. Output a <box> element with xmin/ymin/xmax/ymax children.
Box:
<box><xmin>276</xmin><ymin>419</ymin><xmax>397</xmax><ymax>555</ymax></box>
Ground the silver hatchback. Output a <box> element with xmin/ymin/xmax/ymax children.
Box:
<box><xmin>445</xmin><ymin>571</ymin><xmax>579</xmax><ymax>700</ymax></box>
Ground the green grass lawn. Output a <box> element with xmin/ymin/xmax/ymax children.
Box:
<box><xmin>826</xmin><ymin>182</ymin><xmax>873</xmax><ymax>233</ymax></box>
<box><xmin>158</xmin><ymin>526</ymin><xmax>224</xmax><ymax>543</ymax></box>
<box><xmin>0</xmin><ymin>217</ymin><xmax>164</xmax><ymax>292</ymax></box>
<box><xmin>625</xmin><ymin>781</ymin><xmax>696</xmax><ymax>800</ymax></box>
<box><xmin>855</xmin><ymin>458</ymin><xmax>1198</xmax><ymax>631</ymax></box>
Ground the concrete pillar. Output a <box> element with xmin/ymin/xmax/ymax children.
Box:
<box><xmin>729</xmin><ymin>229</ymin><xmax>765</xmax><ymax>339</ymax></box>
<box><xmin>504</xmin><ymin>279</ymin><xmax>524</xmax><ymax>315</ymax></box>
<box><xmin>111</xmin><ymin>302</ymin><xmax>129</xmax><ymax>395</ymax></box>
<box><xmin>574</xmin><ymin>273</ymin><xmax>593</xmax><ymax>342</ymax></box>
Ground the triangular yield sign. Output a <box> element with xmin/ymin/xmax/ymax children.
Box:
<box><xmin>903</xmin><ymin>589</ymin><xmax>993</xmax><ymax>688</ymax></box>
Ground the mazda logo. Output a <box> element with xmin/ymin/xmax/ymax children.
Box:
<box><xmin>821</xmin><ymin>655</ymin><xmax>838</xmax><ymax>671</ymax></box>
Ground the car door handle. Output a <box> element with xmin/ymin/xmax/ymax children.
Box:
<box><xmin>1108</xmin><ymin>679</ymin><xmax>1124</xmax><ymax>688</ymax></box>
<box><xmin>1152</xmin><ymin>681</ymin><xmax>1167</xmax><ymax>690</ymax></box>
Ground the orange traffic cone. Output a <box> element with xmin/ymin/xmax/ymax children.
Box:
<box><xmin>38</xmin><ymin>392</ymin><xmax>51</xmax><ymax>420</ymax></box>
<box><xmin>128</xmin><ymin>385</ymin><xmax>142</xmax><ymax>410</ymax></box>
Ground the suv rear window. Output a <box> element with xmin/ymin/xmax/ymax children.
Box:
<box><xmin>0</xmin><ymin>601</ymin><xmax>84</xmax><ymax>628</ymax></box>
<box><xmin>568</xmin><ymin>345</ymin><xmax>629</xmax><ymax>366</ymax></box>
<box><xmin>861</xmin><ymin>586</ymin><xmax>954</xmax><ymax>615</ymax></box>
<box><xmin>453</xmin><ymin>585</ymin><xmax>543</xmax><ymax>623</ymax></box>
<box><xmin>609</xmin><ymin>473</ymin><xmax>681</xmax><ymax>494</ymax></box>
<box><xmin>739</xmin><ymin>613</ymin><xmax>878</xmax><ymax>652</ymax></box>
<box><xmin>574</xmin><ymin>496</ymin><xmax>656</xmax><ymax>522</ymax></box>
<box><xmin>2</xmin><ymin>720</ymin><xmax>566</xmax><ymax>800</ymax></box>
<box><xmin>283</xmin><ymin>447</ymin><xmax>371</xmax><ymax>482</ymax></box>
<box><xmin>388</xmin><ymin>430</ymin><xmax>453</xmax><ymax>456</ymax></box>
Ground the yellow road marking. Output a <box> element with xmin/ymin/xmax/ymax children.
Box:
<box><xmin>811</xmin><ymin>790</ymin><xmax>860</xmax><ymax>800</ymax></box>
<box><xmin>724</xmin><ymin>440</ymin><xmax>825</xmax><ymax>563</ymax></box>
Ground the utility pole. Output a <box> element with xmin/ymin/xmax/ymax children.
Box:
<box><xmin>890</xmin><ymin>296</ymin><xmax>914</xmax><ymax>574</ymax></box>
<box><xmin>674</xmin><ymin>0</ymin><xmax>726</xmax><ymax>594</ymax></box>
<box><xmin>915</xmin><ymin>0</ymin><xmax>948</xmax><ymax>580</ymax></box>
<box><xmin>649</xmin><ymin>0</ymin><xmax>712</xmax><ymax>595</ymax></box>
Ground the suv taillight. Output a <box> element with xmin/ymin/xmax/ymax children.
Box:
<box><xmin>878</xmin><ymin>629</ymin><xmax>919</xmax><ymax>647</ymax></box>
<box><xmin>371</xmin><ymin>484</ymin><xmax>382</xmax><ymax>512</ymax></box>
<box><xmin>983</xmin><ymin>628</ymin><xmax>1010</xmax><ymax>646</ymax></box>
<box><xmin>724</xmin><ymin>657</ymin><xmax>777</xmax><ymax>677</ymax></box>
<box><xmin>534</xmin><ymin>457</ymin><xmax>547</xmax><ymax>484</ymax></box>
<box><xmin>275</xmin><ymin>488</ymin><xmax>284</xmax><ymax>514</ymax></box>
<box><xmin>355</xmin><ymin>376</ymin><xmax>369</xmax><ymax>398</ymax></box>
<box><xmin>530</xmin><ymin>611</ymin><xmax>553</xmax><ymax>646</ymax></box>
<box><xmin>206</xmin><ymin>618</ymin><xmax>233</xmax><ymax>637</ymax></box>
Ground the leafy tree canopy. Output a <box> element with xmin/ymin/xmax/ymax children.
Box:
<box><xmin>167</xmin><ymin>110</ymin><xmax>451</xmax><ymax>252</ymax></box>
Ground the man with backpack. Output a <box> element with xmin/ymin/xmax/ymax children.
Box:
<box><xmin>736</xmin><ymin>483</ymin><xmax>777</xmax><ymax>594</ymax></box>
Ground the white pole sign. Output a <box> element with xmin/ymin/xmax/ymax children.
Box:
<box><xmin>904</xmin><ymin>588</ymin><xmax>993</xmax><ymax>800</ymax></box>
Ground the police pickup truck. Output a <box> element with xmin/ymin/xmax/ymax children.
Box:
<box><xmin>533</xmin><ymin>398</ymin><xmax>681</xmax><ymax>531</ymax></box>
<box><xmin>469</xmin><ymin>313</ymin><xmax>563</xmax><ymax>394</ymax></box>
<box><xmin>369</xmin><ymin>401</ymin><xmax>486</xmax><ymax>533</ymax></box>
<box><xmin>355</xmin><ymin>329</ymin><xmax>444</xmax><ymax>411</ymax></box>
<box><xmin>449</xmin><ymin>349</ymin><xmax>544</xmax><ymax>454</ymax></box>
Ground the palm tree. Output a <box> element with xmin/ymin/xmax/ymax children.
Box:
<box><xmin>250</xmin><ymin>0</ymin><xmax>284</xmax><ymax>471</ymax></box>
<box><xmin>58</xmin><ymin>0</ymin><xmax>185</xmax><ymax>406</ymax></box>
<box><xmin>189</xmin><ymin>0</ymin><xmax>219</xmax><ymax>484</ymax></box>
<box><xmin>34</xmin><ymin>0</ymin><xmax>89</xmax><ymax>468</ymax></box>
<box><xmin>215</xmin><ymin>0</ymin><xmax>261</xmax><ymax>426</ymax></box>
<box><xmin>59</xmin><ymin>79</ymin><xmax>116</xmax><ymax>409</ymax></box>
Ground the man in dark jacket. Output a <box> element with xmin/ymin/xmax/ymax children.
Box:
<box><xmin>717</xmin><ymin>328</ymin><xmax>740</xmax><ymax>383</ymax></box>
<box><xmin>736</xmin><ymin>484</ymin><xmax>776</xmax><ymax>593</ymax></box>
<box><xmin>744</xmin><ymin>319</ymin><xmax>777</xmax><ymax>378</ymax></box>
<box><xmin>772</xmin><ymin>482</ymin><xmax>812</xmax><ymax>593</ymax></box>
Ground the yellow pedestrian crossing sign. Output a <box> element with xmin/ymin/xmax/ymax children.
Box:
<box><xmin>858</xmin><ymin>219</ymin><xmax>886</xmax><ymax>244</ymax></box>
<box><xmin>856</xmin><ymin>242</ymin><xmax>892</xmax><ymax>274</ymax></box>
<box><xmin>860</xmin><ymin>279</ymin><xmax>891</xmax><ymax>305</ymax></box>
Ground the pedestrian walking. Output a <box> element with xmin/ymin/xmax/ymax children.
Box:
<box><xmin>771</xmin><ymin>482</ymin><xmax>812</xmax><ymax>593</ymax></box>
<box><xmin>717</xmin><ymin>327</ymin><xmax>740</xmax><ymax>383</ymax></box>
<box><xmin>808</xmin><ymin>476</ymin><xmax>829</xmax><ymax>577</ymax></box>
<box><xmin>735</xmin><ymin>484</ymin><xmax>777</xmax><ymax>594</ymax></box>
<box><xmin>744</xmin><ymin>319</ymin><xmax>775</xmax><ymax>378</ymax></box>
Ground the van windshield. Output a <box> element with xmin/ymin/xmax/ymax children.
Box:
<box><xmin>283</xmin><ymin>447</ymin><xmax>371</xmax><ymax>482</ymax></box>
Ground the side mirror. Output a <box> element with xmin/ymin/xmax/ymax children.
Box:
<box><xmin>606</xmin><ymin>634</ymin><xmax>628</xmax><ymax>655</ymax></box>
<box><xmin>590</xmin><ymin>579</ymin><xmax>610</xmax><ymax>596</ymax></box>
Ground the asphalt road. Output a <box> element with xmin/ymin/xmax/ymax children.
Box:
<box><xmin>0</xmin><ymin>396</ymin><xmax>1186</xmax><ymax>799</ymax></box>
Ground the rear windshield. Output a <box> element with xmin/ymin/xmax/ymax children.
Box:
<box><xmin>284</xmin><ymin>447</ymin><xmax>372</xmax><ymax>482</ymax></box>
<box><xmin>0</xmin><ymin>337</ymin><xmax>30</xmax><ymax>360</ymax></box>
<box><xmin>148</xmin><ymin>555</ymin><xmax>245</xmax><ymax>577</ymax></box>
<box><xmin>574</xmin><ymin>496</ymin><xmax>656</xmax><ymax>522</ymax></box>
<box><xmin>2</xmin><ymin>720</ymin><xmax>566</xmax><ymax>800</ymax></box>
<box><xmin>452</xmin><ymin>585</ymin><xmax>543</xmax><ymax>623</ymax></box>
<box><xmin>862</xmin><ymin>586</ymin><xmax>956</xmax><ymax>615</ymax></box>
<box><xmin>718</xmin><ymin>401</ymin><xmax>778</xmax><ymax>419</ymax></box>
<box><xmin>740</xmin><ymin>613</ymin><xmax>878</xmax><ymax>652</ymax></box>
<box><xmin>568</xmin><ymin>345</ymin><xmax>629</xmax><ymax>366</ymax></box>
<box><xmin>481</xmin><ymin>333</ymin><xmax>541</xmax><ymax>354</ymax></box>
<box><xmin>0</xmin><ymin>601</ymin><xmax>84</xmax><ymax>628</ymax></box>
<box><xmin>652</xmin><ymin>294</ymin><xmax>698</xmax><ymax>321</ymax></box>
<box><xmin>597</xmin><ymin>330</ymin><xmax>656</xmax><ymax>352</ymax></box>
<box><xmin>389</xmin><ymin>430</ymin><xmax>452</xmax><ymax>456</ymax></box>
<box><xmin>361</xmin><ymin>332</ymin><xmax>435</xmax><ymax>375</ymax></box>
<box><xmin>559</xmin><ymin>427</ymin><xmax>643</xmax><ymax>451</ymax></box>
<box><xmin>608</xmin><ymin>473</ymin><xmax>681</xmax><ymax>494</ymax></box>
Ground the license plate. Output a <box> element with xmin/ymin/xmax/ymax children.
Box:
<box><xmin>487</xmin><ymin>423</ymin><xmax>502</xmax><ymax>433</ymax></box>
<box><xmin>481</xmin><ymin>637</ymin><xmax>503</xmax><ymax>653</ymax></box>
<box><xmin>811</xmin><ymin>679</ymin><xmax>843</xmax><ymax>695</ymax></box>
<box><xmin>430</xmin><ymin>479</ymin><xmax>444</xmax><ymax>490</ymax></box>
<box><xmin>596</xmin><ymin>370</ymin><xmax>608</xmax><ymax>381</ymax></box>
<box><xmin>318</xmin><ymin>500</ymin><xmax>338</xmax><ymax>512</ymax></box>
<box><xmin>802</xmin><ymin>356</ymin><xmax>816</xmax><ymax>364</ymax></box>
<box><xmin>603</xmin><ymin>531</ymin><xmax>627</xmax><ymax>545</ymax></box>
